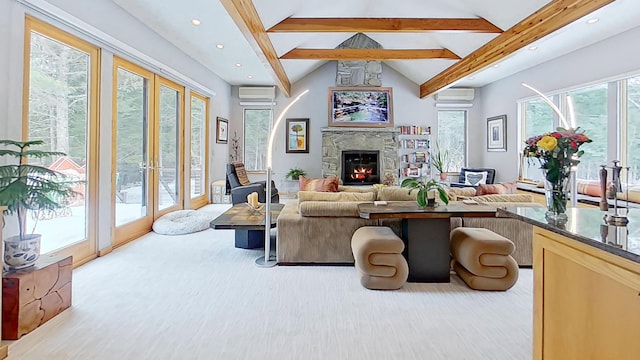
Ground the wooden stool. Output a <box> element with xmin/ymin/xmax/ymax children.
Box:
<box><xmin>450</xmin><ymin>227</ymin><xmax>518</xmax><ymax>291</ymax></box>
<box><xmin>2</xmin><ymin>255</ymin><xmax>72</xmax><ymax>340</ymax></box>
<box><xmin>351</xmin><ymin>226</ymin><xmax>408</xmax><ymax>290</ymax></box>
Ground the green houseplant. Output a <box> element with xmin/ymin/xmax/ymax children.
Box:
<box><xmin>401</xmin><ymin>177</ymin><xmax>449</xmax><ymax>207</ymax></box>
<box><xmin>285</xmin><ymin>167</ymin><xmax>307</xmax><ymax>181</ymax></box>
<box><xmin>0</xmin><ymin>139</ymin><xmax>79</xmax><ymax>269</ymax></box>
<box><xmin>432</xmin><ymin>141</ymin><xmax>449</xmax><ymax>180</ymax></box>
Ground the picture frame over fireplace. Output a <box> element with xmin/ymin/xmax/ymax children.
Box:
<box><xmin>328</xmin><ymin>87</ymin><xmax>393</xmax><ymax>128</ymax></box>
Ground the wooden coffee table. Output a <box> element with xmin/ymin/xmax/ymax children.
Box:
<box><xmin>210</xmin><ymin>203</ymin><xmax>284</xmax><ymax>249</ymax></box>
<box><xmin>359</xmin><ymin>202</ymin><xmax>497</xmax><ymax>282</ymax></box>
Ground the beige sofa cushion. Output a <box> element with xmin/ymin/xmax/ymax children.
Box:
<box><xmin>298</xmin><ymin>190</ymin><xmax>376</xmax><ymax>202</ymax></box>
<box><xmin>448</xmin><ymin>187</ymin><xmax>477</xmax><ymax>198</ymax></box>
<box><xmin>376</xmin><ymin>187</ymin><xmax>418</xmax><ymax>201</ymax></box>
<box><xmin>298</xmin><ymin>201</ymin><xmax>363</xmax><ymax>217</ymax></box>
<box><xmin>338</xmin><ymin>185</ymin><xmax>377</xmax><ymax>193</ymax></box>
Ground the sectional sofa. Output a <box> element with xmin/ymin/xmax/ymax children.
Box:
<box><xmin>276</xmin><ymin>186</ymin><xmax>541</xmax><ymax>266</ymax></box>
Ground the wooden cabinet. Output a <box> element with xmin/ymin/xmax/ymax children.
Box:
<box><xmin>533</xmin><ymin>227</ymin><xmax>640</xmax><ymax>359</ymax></box>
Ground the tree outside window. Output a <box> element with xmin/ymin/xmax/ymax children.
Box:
<box><xmin>437</xmin><ymin>110</ymin><xmax>466</xmax><ymax>172</ymax></box>
<box><xmin>243</xmin><ymin>109</ymin><xmax>272</xmax><ymax>171</ymax></box>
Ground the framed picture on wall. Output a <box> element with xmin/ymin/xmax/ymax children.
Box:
<box><xmin>487</xmin><ymin>114</ymin><xmax>506</xmax><ymax>151</ymax></box>
<box><xmin>285</xmin><ymin>118</ymin><xmax>309</xmax><ymax>153</ymax></box>
<box><xmin>328</xmin><ymin>87</ymin><xmax>393</xmax><ymax>127</ymax></box>
<box><xmin>216</xmin><ymin>117</ymin><xmax>228</xmax><ymax>144</ymax></box>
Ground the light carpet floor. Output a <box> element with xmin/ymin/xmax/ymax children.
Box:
<box><xmin>6</xmin><ymin>204</ymin><xmax>533</xmax><ymax>360</ymax></box>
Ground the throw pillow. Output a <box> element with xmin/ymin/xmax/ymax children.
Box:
<box><xmin>297</xmin><ymin>190</ymin><xmax>375</xmax><ymax>202</ymax></box>
<box><xmin>475</xmin><ymin>182</ymin><xmax>517</xmax><ymax>196</ymax></box>
<box><xmin>232</xmin><ymin>162</ymin><xmax>251</xmax><ymax>186</ymax></box>
<box><xmin>576</xmin><ymin>179</ymin><xmax>602</xmax><ymax>197</ymax></box>
<box><xmin>299</xmin><ymin>176</ymin><xmax>339</xmax><ymax>192</ymax></box>
<box><xmin>464</xmin><ymin>171</ymin><xmax>488</xmax><ymax>186</ymax></box>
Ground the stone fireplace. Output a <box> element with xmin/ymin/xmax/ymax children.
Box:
<box><xmin>322</xmin><ymin>127</ymin><xmax>398</xmax><ymax>184</ymax></box>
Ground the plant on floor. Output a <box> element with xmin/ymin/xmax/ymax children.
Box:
<box><xmin>401</xmin><ymin>177</ymin><xmax>449</xmax><ymax>207</ymax></box>
<box><xmin>0</xmin><ymin>139</ymin><xmax>80</xmax><ymax>269</ymax></box>
<box><xmin>285</xmin><ymin>167</ymin><xmax>307</xmax><ymax>180</ymax></box>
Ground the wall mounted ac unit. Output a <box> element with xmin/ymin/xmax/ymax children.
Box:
<box><xmin>238</xmin><ymin>86</ymin><xmax>276</xmax><ymax>100</ymax></box>
<box><xmin>433</xmin><ymin>88</ymin><xmax>475</xmax><ymax>101</ymax></box>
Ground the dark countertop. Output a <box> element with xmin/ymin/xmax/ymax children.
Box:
<box><xmin>498</xmin><ymin>207</ymin><xmax>640</xmax><ymax>264</ymax></box>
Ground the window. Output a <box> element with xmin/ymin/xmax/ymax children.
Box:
<box><xmin>243</xmin><ymin>109</ymin><xmax>272</xmax><ymax>171</ymax></box>
<box><xmin>437</xmin><ymin>110</ymin><xmax>466</xmax><ymax>172</ymax></box>
<box><xmin>567</xmin><ymin>84</ymin><xmax>608</xmax><ymax>180</ymax></box>
<box><xmin>24</xmin><ymin>17</ymin><xmax>99</xmax><ymax>259</ymax></box>
<box><xmin>520</xmin><ymin>97</ymin><xmax>556</xmax><ymax>181</ymax></box>
<box><xmin>190</xmin><ymin>93</ymin><xmax>209</xmax><ymax>207</ymax></box>
<box><xmin>625</xmin><ymin>76</ymin><xmax>640</xmax><ymax>184</ymax></box>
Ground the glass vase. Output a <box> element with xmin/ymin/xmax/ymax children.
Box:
<box><xmin>542</xmin><ymin>169</ymin><xmax>570</xmax><ymax>225</ymax></box>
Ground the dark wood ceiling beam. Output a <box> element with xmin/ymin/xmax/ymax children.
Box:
<box><xmin>220</xmin><ymin>0</ymin><xmax>291</xmax><ymax>97</ymax></box>
<box><xmin>419</xmin><ymin>0</ymin><xmax>615</xmax><ymax>98</ymax></box>
<box><xmin>268</xmin><ymin>17</ymin><xmax>503</xmax><ymax>33</ymax></box>
<box><xmin>280</xmin><ymin>48</ymin><xmax>461</xmax><ymax>60</ymax></box>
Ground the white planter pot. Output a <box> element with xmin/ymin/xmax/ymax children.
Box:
<box><xmin>4</xmin><ymin>234</ymin><xmax>41</xmax><ymax>270</ymax></box>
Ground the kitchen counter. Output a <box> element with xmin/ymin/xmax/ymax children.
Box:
<box><xmin>498</xmin><ymin>207</ymin><xmax>640</xmax><ymax>263</ymax></box>
<box><xmin>499</xmin><ymin>206</ymin><xmax>640</xmax><ymax>359</ymax></box>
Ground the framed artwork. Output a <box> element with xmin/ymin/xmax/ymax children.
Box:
<box><xmin>328</xmin><ymin>87</ymin><xmax>393</xmax><ymax>127</ymax></box>
<box><xmin>285</xmin><ymin>118</ymin><xmax>309</xmax><ymax>153</ymax></box>
<box><xmin>487</xmin><ymin>115</ymin><xmax>507</xmax><ymax>151</ymax></box>
<box><xmin>216</xmin><ymin>117</ymin><xmax>228</xmax><ymax>144</ymax></box>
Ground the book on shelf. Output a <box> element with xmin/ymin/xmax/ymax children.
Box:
<box><xmin>398</xmin><ymin>125</ymin><xmax>431</xmax><ymax>135</ymax></box>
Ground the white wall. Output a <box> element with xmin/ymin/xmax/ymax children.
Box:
<box><xmin>1</xmin><ymin>0</ymin><xmax>232</xmax><ymax>246</ymax></box>
<box><xmin>479</xmin><ymin>25</ymin><xmax>640</xmax><ymax>182</ymax></box>
<box><xmin>230</xmin><ymin>62</ymin><xmax>476</xmax><ymax>189</ymax></box>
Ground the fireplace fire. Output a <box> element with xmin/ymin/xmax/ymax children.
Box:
<box><xmin>341</xmin><ymin>151</ymin><xmax>380</xmax><ymax>185</ymax></box>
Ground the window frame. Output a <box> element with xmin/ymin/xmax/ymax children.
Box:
<box><xmin>242</xmin><ymin>108</ymin><xmax>273</xmax><ymax>172</ymax></box>
<box><xmin>436</xmin><ymin>109</ymin><xmax>468</xmax><ymax>173</ymax></box>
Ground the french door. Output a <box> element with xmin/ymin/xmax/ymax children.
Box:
<box><xmin>112</xmin><ymin>57</ymin><xmax>183</xmax><ymax>246</ymax></box>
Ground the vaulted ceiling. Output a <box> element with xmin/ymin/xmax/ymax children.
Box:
<box><xmin>112</xmin><ymin>0</ymin><xmax>640</xmax><ymax>98</ymax></box>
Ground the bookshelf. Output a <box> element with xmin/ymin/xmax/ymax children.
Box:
<box><xmin>397</xmin><ymin>125</ymin><xmax>431</xmax><ymax>183</ymax></box>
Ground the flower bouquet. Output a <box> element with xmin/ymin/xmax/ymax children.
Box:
<box><xmin>523</xmin><ymin>127</ymin><xmax>592</xmax><ymax>223</ymax></box>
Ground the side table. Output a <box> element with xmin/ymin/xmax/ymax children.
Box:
<box><xmin>2</xmin><ymin>255</ymin><xmax>72</xmax><ymax>340</ymax></box>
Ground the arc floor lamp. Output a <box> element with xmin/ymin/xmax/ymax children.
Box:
<box><xmin>256</xmin><ymin>89</ymin><xmax>310</xmax><ymax>268</ymax></box>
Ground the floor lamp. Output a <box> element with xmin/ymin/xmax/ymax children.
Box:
<box><xmin>256</xmin><ymin>89</ymin><xmax>310</xmax><ymax>268</ymax></box>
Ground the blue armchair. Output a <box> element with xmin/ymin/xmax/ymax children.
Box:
<box><xmin>225</xmin><ymin>163</ymin><xmax>279</xmax><ymax>204</ymax></box>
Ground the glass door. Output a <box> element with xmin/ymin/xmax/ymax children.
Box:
<box><xmin>155</xmin><ymin>78</ymin><xmax>183</xmax><ymax>215</ymax></box>
<box><xmin>112</xmin><ymin>58</ymin><xmax>154</xmax><ymax>245</ymax></box>
<box><xmin>112</xmin><ymin>58</ymin><xmax>183</xmax><ymax>246</ymax></box>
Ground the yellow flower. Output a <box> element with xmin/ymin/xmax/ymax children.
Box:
<box><xmin>537</xmin><ymin>135</ymin><xmax>558</xmax><ymax>151</ymax></box>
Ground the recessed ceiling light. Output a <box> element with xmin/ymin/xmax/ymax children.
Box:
<box><xmin>191</xmin><ymin>19</ymin><xmax>201</xmax><ymax>26</ymax></box>
<box><xmin>235</xmin><ymin>63</ymin><xmax>242</xmax><ymax>67</ymax></box>
<box><xmin>247</xmin><ymin>75</ymin><xmax>253</xmax><ymax>79</ymax></box>
<box><xmin>493</xmin><ymin>64</ymin><xmax>500</xmax><ymax>68</ymax></box>
<box><xmin>468</xmin><ymin>76</ymin><xmax>475</xmax><ymax>80</ymax></box>
<box><xmin>586</xmin><ymin>18</ymin><xmax>599</xmax><ymax>24</ymax></box>
<box><xmin>215</xmin><ymin>44</ymin><xmax>224</xmax><ymax>49</ymax></box>
<box><xmin>528</xmin><ymin>46</ymin><xmax>538</xmax><ymax>51</ymax></box>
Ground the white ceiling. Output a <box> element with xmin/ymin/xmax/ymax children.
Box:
<box><xmin>111</xmin><ymin>0</ymin><xmax>640</xmax><ymax>91</ymax></box>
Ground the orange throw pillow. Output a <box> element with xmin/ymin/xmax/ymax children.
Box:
<box><xmin>475</xmin><ymin>182</ymin><xmax>517</xmax><ymax>196</ymax></box>
<box><xmin>299</xmin><ymin>176</ymin><xmax>339</xmax><ymax>192</ymax></box>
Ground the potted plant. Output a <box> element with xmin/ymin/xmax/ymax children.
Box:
<box><xmin>401</xmin><ymin>177</ymin><xmax>449</xmax><ymax>207</ymax></box>
<box><xmin>0</xmin><ymin>140</ymin><xmax>79</xmax><ymax>270</ymax></box>
<box><xmin>285</xmin><ymin>167</ymin><xmax>307</xmax><ymax>181</ymax></box>
<box><xmin>432</xmin><ymin>141</ymin><xmax>449</xmax><ymax>181</ymax></box>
